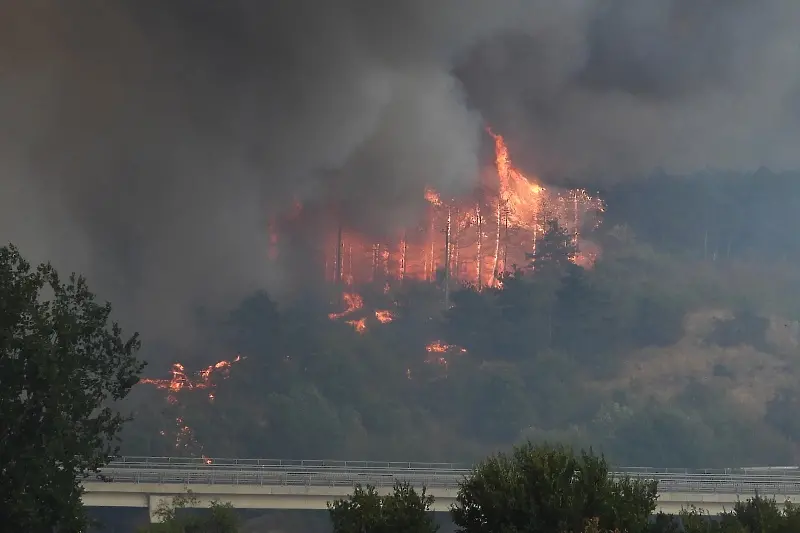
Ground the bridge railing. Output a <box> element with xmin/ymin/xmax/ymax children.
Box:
<box><xmin>103</xmin><ymin>462</ymin><xmax>474</xmax><ymax>478</ymax></box>
<box><xmin>109</xmin><ymin>458</ymin><xmax>800</xmax><ymax>477</ymax></box>
<box><xmin>93</xmin><ymin>469</ymin><xmax>467</xmax><ymax>488</ymax></box>
<box><xmin>111</xmin><ymin>456</ymin><xmax>468</xmax><ymax>471</ymax></box>
<box><xmin>88</xmin><ymin>461</ymin><xmax>800</xmax><ymax>495</ymax></box>
<box><xmin>614</xmin><ymin>466</ymin><xmax>800</xmax><ymax>476</ymax></box>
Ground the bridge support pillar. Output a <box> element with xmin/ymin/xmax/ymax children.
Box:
<box><xmin>148</xmin><ymin>494</ymin><xmax>166</xmax><ymax>523</ymax></box>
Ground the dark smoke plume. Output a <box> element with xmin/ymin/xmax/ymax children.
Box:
<box><xmin>1</xmin><ymin>1</ymin><xmax>798</xmax><ymax>341</ymax></box>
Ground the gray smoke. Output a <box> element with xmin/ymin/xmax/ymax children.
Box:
<box><xmin>461</xmin><ymin>0</ymin><xmax>800</xmax><ymax>180</ymax></box>
<box><xmin>0</xmin><ymin>1</ymin><xmax>798</xmax><ymax>342</ymax></box>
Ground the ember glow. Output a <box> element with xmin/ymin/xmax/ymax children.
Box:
<box><xmin>328</xmin><ymin>292</ymin><xmax>371</xmax><ymax>333</ymax></box>
<box><xmin>346</xmin><ymin>317</ymin><xmax>368</xmax><ymax>334</ymax></box>
<box><xmin>425</xmin><ymin>340</ymin><xmax>467</xmax><ymax>369</ymax></box>
<box><xmin>425</xmin><ymin>341</ymin><xmax>467</xmax><ymax>354</ymax></box>
<box><xmin>424</xmin><ymin>187</ymin><xmax>443</xmax><ymax>207</ymax></box>
<box><xmin>375</xmin><ymin>309</ymin><xmax>394</xmax><ymax>323</ymax></box>
<box><xmin>327</xmin><ymin>292</ymin><xmax>364</xmax><ymax>320</ymax></box>
<box><xmin>328</xmin><ymin>298</ymin><xmax>395</xmax><ymax>334</ymax></box>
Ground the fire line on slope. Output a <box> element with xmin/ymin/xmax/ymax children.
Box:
<box><xmin>139</xmin><ymin>355</ymin><xmax>244</xmax><ymax>458</ymax></box>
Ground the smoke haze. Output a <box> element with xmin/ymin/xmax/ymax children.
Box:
<box><xmin>1</xmin><ymin>1</ymin><xmax>798</xmax><ymax>341</ymax></box>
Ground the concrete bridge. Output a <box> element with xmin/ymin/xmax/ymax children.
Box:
<box><xmin>82</xmin><ymin>457</ymin><xmax>800</xmax><ymax>522</ymax></box>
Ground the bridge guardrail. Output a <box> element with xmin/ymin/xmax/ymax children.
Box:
<box><xmin>86</xmin><ymin>462</ymin><xmax>800</xmax><ymax>495</ymax></box>
<box><xmin>108</xmin><ymin>458</ymin><xmax>800</xmax><ymax>477</ymax></box>
<box><xmin>102</xmin><ymin>462</ymin><xmax>473</xmax><ymax>477</ymax></box>
<box><xmin>112</xmin><ymin>456</ymin><xmax>467</xmax><ymax>471</ymax></box>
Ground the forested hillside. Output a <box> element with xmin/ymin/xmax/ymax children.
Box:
<box><xmin>122</xmin><ymin>170</ymin><xmax>800</xmax><ymax>468</ymax></box>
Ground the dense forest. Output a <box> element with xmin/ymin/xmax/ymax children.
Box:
<box><xmin>122</xmin><ymin>169</ymin><xmax>800</xmax><ymax>469</ymax></box>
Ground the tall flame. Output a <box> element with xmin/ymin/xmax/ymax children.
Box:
<box><xmin>304</xmin><ymin>129</ymin><xmax>603</xmax><ymax>289</ymax></box>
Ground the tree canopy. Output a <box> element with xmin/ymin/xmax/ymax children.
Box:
<box><xmin>139</xmin><ymin>492</ymin><xmax>240</xmax><ymax>533</ymax></box>
<box><xmin>0</xmin><ymin>244</ymin><xmax>144</xmax><ymax>532</ymax></box>
<box><xmin>328</xmin><ymin>482</ymin><xmax>438</xmax><ymax>533</ymax></box>
<box><xmin>451</xmin><ymin>441</ymin><xmax>657</xmax><ymax>533</ymax></box>
<box><xmin>327</xmin><ymin>442</ymin><xmax>800</xmax><ymax>533</ymax></box>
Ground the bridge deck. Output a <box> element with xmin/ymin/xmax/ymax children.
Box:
<box><xmin>81</xmin><ymin>458</ymin><xmax>800</xmax><ymax>520</ymax></box>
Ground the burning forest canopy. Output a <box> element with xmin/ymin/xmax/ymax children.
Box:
<box><xmin>272</xmin><ymin>131</ymin><xmax>604</xmax><ymax>294</ymax></box>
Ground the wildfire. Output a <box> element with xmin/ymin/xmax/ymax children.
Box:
<box><xmin>328</xmin><ymin>293</ymin><xmax>396</xmax><ymax>334</ymax></box>
<box><xmin>425</xmin><ymin>341</ymin><xmax>467</xmax><ymax>355</ymax></box>
<box><xmin>141</xmin><ymin>355</ymin><xmax>243</xmax><ymax>403</ymax></box>
<box><xmin>424</xmin><ymin>340</ymin><xmax>467</xmax><ymax>371</ymax></box>
<box><xmin>285</xmin><ymin>129</ymin><xmax>603</xmax><ymax>364</ymax></box>
<box><xmin>302</xmin><ymin>129</ymin><xmax>603</xmax><ymax>289</ymax></box>
<box><xmin>375</xmin><ymin>309</ymin><xmax>394</xmax><ymax>324</ymax></box>
<box><xmin>424</xmin><ymin>187</ymin><xmax>442</xmax><ymax>207</ymax></box>
<box><xmin>140</xmin><ymin>355</ymin><xmax>244</xmax><ymax>454</ymax></box>
<box><xmin>489</xmin><ymin>129</ymin><xmax>547</xmax><ymax>227</ymax></box>
<box><xmin>328</xmin><ymin>292</ymin><xmax>364</xmax><ymax>320</ymax></box>
<box><xmin>346</xmin><ymin>317</ymin><xmax>368</xmax><ymax>334</ymax></box>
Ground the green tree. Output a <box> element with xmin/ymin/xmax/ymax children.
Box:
<box><xmin>648</xmin><ymin>497</ymin><xmax>800</xmax><ymax>533</ymax></box>
<box><xmin>328</xmin><ymin>482</ymin><xmax>438</xmax><ymax>533</ymax></box>
<box><xmin>0</xmin><ymin>244</ymin><xmax>145</xmax><ymax>532</ymax></box>
<box><xmin>728</xmin><ymin>495</ymin><xmax>796</xmax><ymax>533</ymax></box>
<box><xmin>527</xmin><ymin>219</ymin><xmax>577</xmax><ymax>270</ymax></box>
<box><xmin>140</xmin><ymin>492</ymin><xmax>240</xmax><ymax>533</ymax></box>
<box><xmin>675</xmin><ymin>506</ymin><xmax>743</xmax><ymax>533</ymax></box>
<box><xmin>451</xmin><ymin>441</ymin><xmax>657</xmax><ymax>533</ymax></box>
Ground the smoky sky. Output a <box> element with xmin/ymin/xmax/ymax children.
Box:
<box><xmin>1</xmin><ymin>1</ymin><xmax>799</xmax><ymax>342</ymax></box>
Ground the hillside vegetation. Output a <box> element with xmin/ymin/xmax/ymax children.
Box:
<box><xmin>123</xmin><ymin>170</ymin><xmax>800</xmax><ymax>468</ymax></box>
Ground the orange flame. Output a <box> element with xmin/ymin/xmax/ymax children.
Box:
<box><xmin>375</xmin><ymin>309</ymin><xmax>394</xmax><ymax>323</ymax></box>
<box><xmin>424</xmin><ymin>341</ymin><xmax>467</xmax><ymax>371</ymax></box>
<box><xmin>489</xmin><ymin>129</ymin><xmax>546</xmax><ymax>226</ymax></box>
<box><xmin>346</xmin><ymin>317</ymin><xmax>368</xmax><ymax>334</ymax></box>
<box><xmin>328</xmin><ymin>292</ymin><xmax>364</xmax><ymax>320</ymax></box>
<box><xmin>141</xmin><ymin>355</ymin><xmax>244</xmax><ymax>403</ymax></box>
<box><xmin>425</xmin><ymin>341</ymin><xmax>467</xmax><ymax>354</ymax></box>
<box><xmin>424</xmin><ymin>187</ymin><xmax>442</xmax><ymax>207</ymax></box>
